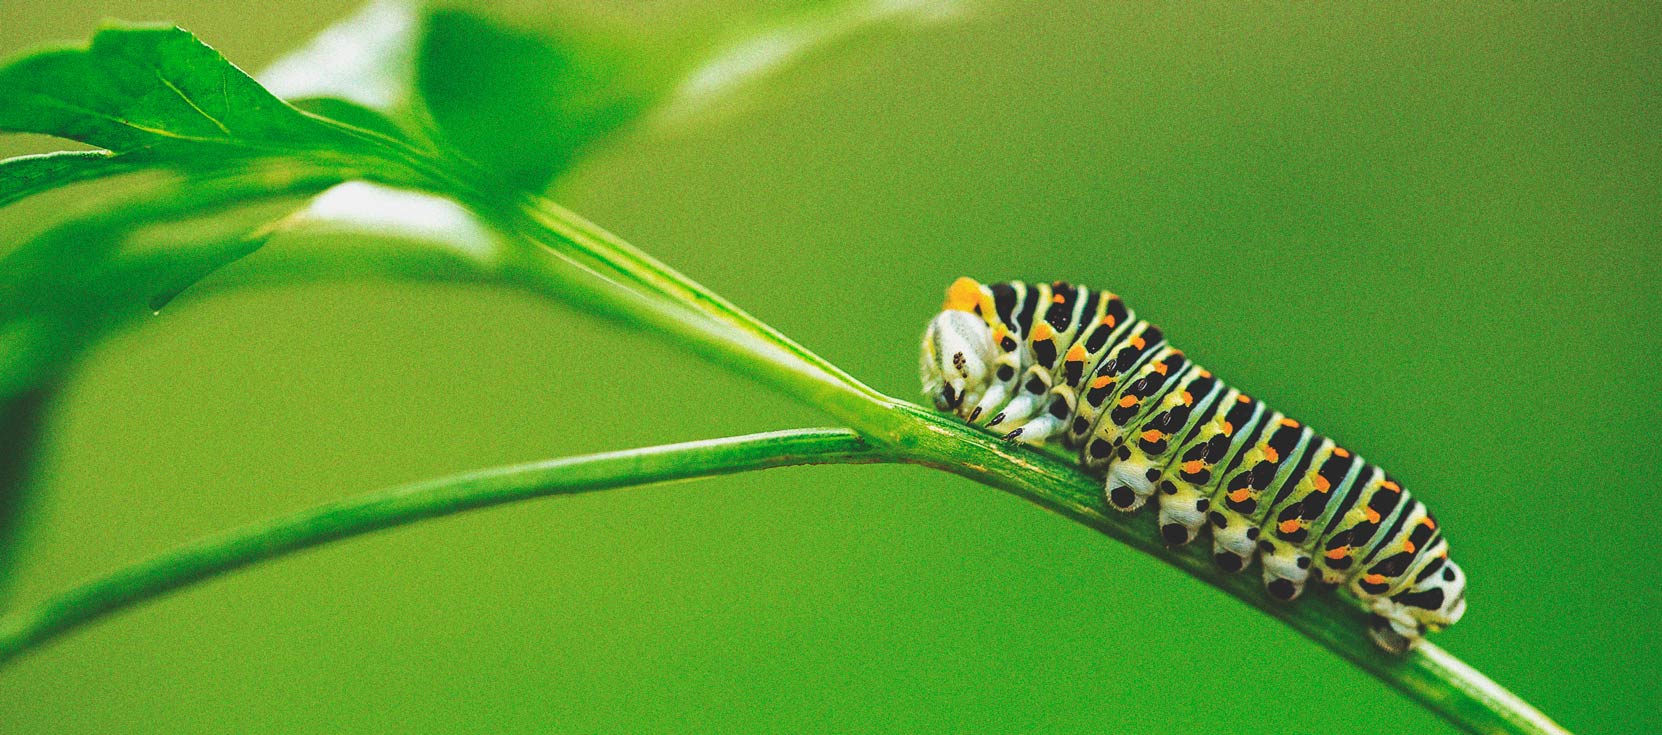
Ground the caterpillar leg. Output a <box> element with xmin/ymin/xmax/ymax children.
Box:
<box><xmin>1000</xmin><ymin>385</ymin><xmax>1080</xmax><ymax>447</ymax></box>
<box><xmin>1366</xmin><ymin>613</ymin><xmax>1418</xmax><ymax>655</ymax></box>
<box><xmin>1209</xmin><ymin>510</ymin><xmax>1259</xmax><ymax>573</ymax></box>
<box><xmin>1103</xmin><ymin>444</ymin><xmax>1160</xmax><ymax>512</ymax></box>
<box><xmin>985</xmin><ymin>365</ymin><xmax>1054</xmax><ymax>436</ymax></box>
<box><xmin>1154</xmin><ymin>472</ymin><xmax>1210</xmax><ymax>546</ymax></box>
<box><xmin>1258</xmin><ymin>536</ymin><xmax>1313</xmax><ymax>601</ymax></box>
<box><xmin>964</xmin><ymin>349</ymin><xmax>1023</xmax><ymax>425</ymax></box>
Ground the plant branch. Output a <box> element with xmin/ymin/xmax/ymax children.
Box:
<box><xmin>0</xmin><ymin>428</ymin><xmax>883</xmax><ymax>667</ymax></box>
<box><xmin>0</xmin><ymin>407</ymin><xmax>1566</xmax><ymax>735</ymax></box>
<box><xmin>0</xmin><ymin>119</ymin><xmax>1568</xmax><ymax>735</ymax></box>
<box><xmin>500</xmin><ymin>195</ymin><xmax>906</xmax><ymax>431</ymax></box>
<box><xmin>489</xmin><ymin>194</ymin><xmax>1571</xmax><ymax>735</ymax></box>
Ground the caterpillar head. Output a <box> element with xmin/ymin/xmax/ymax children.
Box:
<box><xmin>921</xmin><ymin>281</ymin><xmax>996</xmax><ymax>416</ymax></box>
<box><xmin>1372</xmin><ymin>553</ymin><xmax>1468</xmax><ymax>652</ymax></box>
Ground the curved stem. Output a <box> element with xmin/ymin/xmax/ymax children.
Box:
<box><xmin>0</xmin><ymin>428</ymin><xmax>883</xmax><ymax>667</ymax></box>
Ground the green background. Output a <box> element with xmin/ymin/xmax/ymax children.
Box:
<box><xmin>1</xmin><ymin>2</ymin><xmax>1655</xmax><ymax>733</ymax></box>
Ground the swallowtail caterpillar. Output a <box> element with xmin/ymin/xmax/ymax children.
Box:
<box><xmin>920</xmin><ymin>278</ymin><xmax>1467</xmax><ymax>653</ymax></box>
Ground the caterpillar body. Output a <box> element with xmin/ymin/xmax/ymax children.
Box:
<box><xmin>919</xmin><ymin>278</ymin><xmax>1467</xmax><ymax>653</ymax></box>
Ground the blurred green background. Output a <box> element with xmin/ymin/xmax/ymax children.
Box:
<box><xmin>0</xmin><ymin>2</ymin><xmax>1656</xmax><ymax>733</ymax></box>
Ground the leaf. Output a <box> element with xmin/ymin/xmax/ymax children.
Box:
<box><xmin>415</xmin><ymin>10</ymin><xmax>662</xmax><ymax>193</ymax></box>
<box><xmin>0</xmin><ymin>169</ymin><xmax>341</xmax><ymax>481</ymax></box>
<box><xmin>0</xmin><ymin>151</ymin><xmax>136</xmax><ymax>208</ymax></box>
<box><xmin>0</xmin><ymin>382</ymin><xmax>53</xmax><ymax>600</ymax></box>
<box><xmin>287</xmin><ymin>98</ymin><xmax>413</xmax><ymax>144</ymax></box>
<box><xmin>0</xmin><ymin>23</ymin><xmax>442</xmax><ymax>209</ymax></box>
<box><xmin>0</xmin><ymin>0</ymin><xmax>969</xmax><ymax>587</ymax></box>
<box><xmin>0</xmin><ymin>24</ymin><xmax>347</xmax><ymax>151</ymax></box>
<box><xmin>408</xmin><ymin>0</ymin><xmax>968</xmax><ymax>192</ymax></box>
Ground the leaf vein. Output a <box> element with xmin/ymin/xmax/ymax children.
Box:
<box><xmin>151</xmin><ymin>69</ymin><xmax>232</xmax><ymax>137</ymax></box>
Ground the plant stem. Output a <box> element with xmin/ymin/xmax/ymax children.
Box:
<box><xmin>500</xmin><ymin>195</ymin><xmax>912</xmax><ymax>435</ymax></box>
<box><xmin>0</xmin><ymin>415</ymin><xmax>1568</xmax><ymax>735</ymax></box>
<box><xmin>888</xmin><ymin>404</ymin><xmax>1565</xmax><ymax>735</ymax></box>
<box><xmin>0</xmin><ymin>428</ymin><xmax>882</xmax><ymax>667</ymax></box>
<box><xmin>0</xmin><ymin>187</ymin><xmax>1568</xmax><ymax>732</ymax></box>
<box><xmin>488</xmin><ymin>194</ymin><xmax>1571</xmax><ymax>735</ymax></box>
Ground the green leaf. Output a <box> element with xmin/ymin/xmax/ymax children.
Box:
<box><xmin>415</xmin><ymin>10</ymin><xmax>661</xmax><ymax>193</ymax></box>
<box><xmin>0</xmin><ymin>383</ymin><xmax>53</xmax><ymax>596</ymax></box>
<box><xmin>0</xmin><ymin>22</ymin><xmax>452</xmax><ymax>210</ymax></box>
<box><xmin>0</xmin><ymin>150</ymin><xmax>135</xmax><ymax>208</ymax></box>
<box><xmin>0</xmin><ymin>24</ymin><xmax>348</xmax><ymax>152</ymax></box>
<box><xmin>0</xmin><ymin>0</ymin><xmax>962</xmax><ymax>588</ymax></box>
<box><xmin>287</xmin><ymin>97</ymin><xmax>413</xmax><ymax>144</ymax></box>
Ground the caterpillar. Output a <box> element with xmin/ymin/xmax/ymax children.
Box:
<box><xmin>919</xmin><ymin>278</ymin><xmax>1467</xmax><ymax>653</ymax></box>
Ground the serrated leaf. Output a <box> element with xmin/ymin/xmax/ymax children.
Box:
<box><xmin>0</xmin><ymin>23</ymin><xmax>445</xmax><ymax>209</ymax></box>
<box><xmin>0</xmin><ymin>24</ymin><xmax>348</xmax><ymax>151</ymax></box>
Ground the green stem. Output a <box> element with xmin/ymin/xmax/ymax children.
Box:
<box><xmin>1</xmin><ymin>181</ymin><xmax>1567</xmax><ymax>732</ymax></box>
<box><xmin>489</xmin><ymin>194</ymin><xmax>1570</xmax><ymax>735</ymax></box>
<box><xmin>889</xmin><ymin>404</ymin><xmax>1564</xmax><ymax>735</ymax></box>
<box><xmin>0</xmin><ymin>428</ymin><xmax>882</xmax><ymax>667</ymax></box>
<box><xmin>0</xmin><ymin>415</ymin><xmax>1566</xmax><ymax>735</ymax></box>
<box><xmin>499</xmin><ymin>195</ymin><xmax>906</xmax><ymax>434</ymax></box>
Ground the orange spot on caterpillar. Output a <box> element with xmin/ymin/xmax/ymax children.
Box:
<box><xmin>1326</xmin><ymin>547</ymin><xmax>1350</xmax><ymax>560</ymax></box>
<box><xmin>1180</xmin><ymin>391</ymin><xmax>1194</xmax><ymax>406</ymax></box>
<box><xmin>1199</xmin><ymin>370</ymin><xmax>1212</xmax><ymax>378</ymax></box>
<box><xmin>1153</xmin><ymin>361</ymin><xmax>1169</xmax><ymax>375</ymax></box>
<box><xmin>1141</xmin><ymin>430</ymin><xmax>1163</xmax><ymax>443</ymax></box>
<box><xmin>1101</xmin><ymin>315</ymin><xmax>1117</xmax><ymax>328</ymax></box>
<box><xmin>1090</xmin><ymin>375</ymin><xmax>1114</xmax><ymax>389</ymax></box>
<box><xmin>1403</xmin><ymin>540</ymin><xmax>1417</xmax><ymax>554</ymax></box>
<box><xmin>1229</xmin><ymin>488</ymin><xmax>1252</xmax><ymax>503</ymax></box>
<box><xmin>1052</xmin><ymin>293</ymin><xmax>1066</xmax><ymax>303</ymax></box>
<box><xmin>1365</xmin><ymin>508</ymin><xmax>1382</xmax><ymax>523</ymax></box>
<box><xmin>1118</xmin><ymin>396</ymin><xmax>1139</xmax><ymax>408</ymax></box>
<box><xmin>1237</xmin><ymin>394</ymin><xmax>1251</xmax><ymax>403</ymax></box>
<box><xmin>944</xmin><ymin>277</ymin><xmax>981</xmax><ymax>311</ymax></box>
<box><xmin>1280</xmin><ymin>418</ymin><xmax>1300</xmax><ymax>428</ymax></box>
<box><xmin>1221</xmin><ymin>421</ymin><xmax>1235</xmax><ymax>436</ymax></box>
<box><xmin>1031</xmin><ymin>323</ymin><xmax>1054</xmax><ymax>341</ymax></box>
<box><xmin>1382</xmin><ymin>480</ymin><xmax>1401</xmax><ymax>493</ymax></box>
<box><xmin>1263</xmin><ymin>446</ymin><xmax>1280</xmax><ymax>463</ymax></box>
<box><xmin>1182</xmin><ymin>461</ymin><xmax>1204</xmax><ymax>475</ymax></box>
<box><xmin>1279</xmin><ymin>519</ymin><xmax>1302</xmax><ymax>534</ymax></box>
<box><xmin>1333</xmin><ymin>447</ymin><xmax>1351</xmax><ymax>458</ymax></box>
<box><xmin>1065</xmin><ymin>344</ymin><xmax>1087</xmax><ymax>362</ymax></box>
<box><xmin>1314</xmin><ymin>475</ymin><xmax>1332</xmax><ymax>493</ymax></box>
<box><xmin>1423</xmin><ymin>517</ymin><xmax>1437</xmax><ymax>529</ymax></box>
<box><xmin>1130</xmin><ymin>336</ymin><xmax>1146</xmax><ymax>349</ymax></box>
<box><xmin>1364</xmin><ymin>573</ymin><xmax>1387</xmax><ymax>585</ymax></box>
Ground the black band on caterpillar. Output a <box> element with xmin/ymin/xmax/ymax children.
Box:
<box><xmin>921</xmin><ymin>278</ymin><xmax>1467</xmax><ymax>653</ymax></box>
